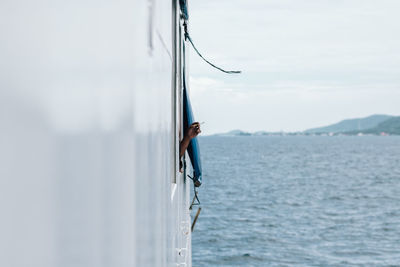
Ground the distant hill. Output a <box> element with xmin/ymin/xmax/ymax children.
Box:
<box><xmin>347</xmin><ymin>116</ymin><xmax>400</xmax><ymax>135</ymax></box>
<box><xmin>305</xmin><ymin>115</ymin><xmax>393</xmax><ymax>133</ymax></box>
<box><xmin>212</xmin><ymin>115</ymin><xmax>400</xmax><ymax>137</ymax></box>
<box><xmin>214</xmin><ymin>129</ymin><xmax>251</xmax><ymax>136</ymax></box>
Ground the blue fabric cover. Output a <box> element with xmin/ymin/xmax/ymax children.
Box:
<box><xmin>183</xmin><ymin>86</ymin><xmax>202</xmax><ymax>187</ymax></box>
<box><xmin>180</xmin><ymin>0</ymin><xmax>189</xmax><ymax>20</ymax></box>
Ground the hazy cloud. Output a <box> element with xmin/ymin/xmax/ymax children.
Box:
<box><xmin>188</xmin><ymin>0</ymin><xmax>400</xmax><ymax>134</ymax></box>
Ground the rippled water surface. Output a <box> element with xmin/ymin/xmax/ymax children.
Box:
<box><xmin>192</xmin><ymin>136</ymin><xmax>400</xmax><ymax>267</ymax></box>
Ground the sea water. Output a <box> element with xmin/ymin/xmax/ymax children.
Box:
<box><xmin>192</xmin><ymin>136</ymin><xmax>400</xmax><ymax>267</ymax></box>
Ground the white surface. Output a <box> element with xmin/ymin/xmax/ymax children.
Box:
<box><xmin>0</xmin><ymin>0</ymin><xmax>191</xmax><ymax>266</ymax></box>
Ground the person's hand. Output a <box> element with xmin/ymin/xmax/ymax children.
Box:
<box><xmin>187</xmin><ymin>122</ymin><xmax>201</xmax><ymax>139</ymax></box>
<box><xmin>180</xmin><ymin>122</ymin><xmax>201</xmax><ymax>158</ymax></box>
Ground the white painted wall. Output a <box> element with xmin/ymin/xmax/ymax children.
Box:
<box><xmin>0</xmin><ymin>0</ymin><xmax>191</xmax><ymax>266</ymax></box>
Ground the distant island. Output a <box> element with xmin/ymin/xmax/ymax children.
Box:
<box><xmin>213</xmin><ymin>115</ymin><xmax>400</xmax><ymax>136</ymax></box>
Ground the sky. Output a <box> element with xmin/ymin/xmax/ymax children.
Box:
<box><xmin>187</xmin><ymin>0</ymin><xmax>400</xmax><ymax>135</ymax></box>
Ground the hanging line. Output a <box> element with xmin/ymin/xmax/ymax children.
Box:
<box><xmin>191</xmin><ymin>207</ymin><xmax>202</xmax><ymax>232</ymax></box>
<box><xmin>185</xmin><ymin>33</ymin><xmax>241</xmax><ymax>74</ymax></box>
<box><xmin>183</xmin><ymin>24</ymin><xmax>241</xmax><ymax>74</ymax></box>
<box><xmin>189</xmin><ymin>184</ymin><xmax>201</xmax><ymax>210</ymax></box>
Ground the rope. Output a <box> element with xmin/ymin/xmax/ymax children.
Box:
<box><xmin>189</xmin><ymin>183</ymin><xmax>201</xmax><ymax>210</ymax></box>
<box><xmin>191</xmin><ymin>207</ymin><xmax>202</xmax><ymax>232</ymax></box>
<box><xmin>184</xmin><ymin>31</ymin><xmax>241</xmax><ymax>74</ymax></box>
<box><xmin>190</xmin><ymin>183</ymin><xmax>201</xmax><ymax>232</ymax></box>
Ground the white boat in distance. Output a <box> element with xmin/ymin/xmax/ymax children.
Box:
<box><xmin>0</xmin><ymin>0</ymin><xmax>195</xmax><ymax>266</ymax></box>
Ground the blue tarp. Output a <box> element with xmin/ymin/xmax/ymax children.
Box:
<box><xmin>179</xmin><ymin>0</ymin><xmax>189</xmax><ymax>20</ymax></box>
<box><xmin>183</xmin><ymin>85</ymin><xmax>202</xmax><ymax>187</ymax></box>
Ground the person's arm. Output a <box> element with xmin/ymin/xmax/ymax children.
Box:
<box><xmin>179</xmin><ymin>122</ymin><xmax>201</xmax><ymax>158</ymax></box>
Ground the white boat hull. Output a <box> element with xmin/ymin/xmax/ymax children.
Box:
<box><xmin>0</xmin><ymin>0</ymin><xmax>192</xmax><ymax>266</ymax></box>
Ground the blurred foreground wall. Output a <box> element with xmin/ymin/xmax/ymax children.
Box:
<box><xmin>0</xmin><ymin>1</ymin><xmax>183</xmax><ymax>266</ymax></box>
